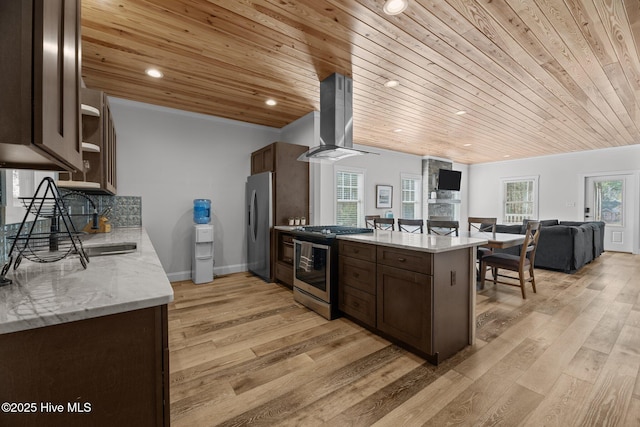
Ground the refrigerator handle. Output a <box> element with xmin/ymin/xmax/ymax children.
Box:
<box><xmin>250</xmin><ymin>190</ymin><xmax>257</xmax><ymax>242</ymax></box>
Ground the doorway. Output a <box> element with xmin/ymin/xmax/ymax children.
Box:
<box><xmin>584</xmin><ymin>174</ymin><xmax>635</xmax><ymax>253</ymax></box>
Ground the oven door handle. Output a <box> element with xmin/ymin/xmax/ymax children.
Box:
<box><xmin>292</xmin><ymin>239</ymin><xmax>331</xmax><ymax>250</ymax></box>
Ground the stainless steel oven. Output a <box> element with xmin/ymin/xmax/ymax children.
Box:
<box><xmin>293</xmin><ymin>239</ymin><xmax>331</xmax><ymax>317</ymax></box>
<box><xmin>291</xmin><ymin>226</ymin><xmax>373</xmax><ymax>320</ymax></box>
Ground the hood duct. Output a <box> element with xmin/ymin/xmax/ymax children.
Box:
<box><xmin>298</xmin><ymin>73</ymin><xmax>376</xmax><ymax>162</ymax></box>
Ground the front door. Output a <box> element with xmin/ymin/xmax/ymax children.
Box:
<box><xmin>584</xmin><ymin>174</ymin><xmax>634</xmax><ymax>253</ymax></box>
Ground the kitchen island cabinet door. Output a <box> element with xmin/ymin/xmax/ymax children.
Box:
<box><xmin>340</xmin><ymin>284</ymin><xmax>376</xmax><ymax>327</ymax></box>
<box><xmin>376</xmin><ymin>265</ymin><xmax>433</xmax><ymax>354</ymax></box>
<box><xmin>431</xmin><ymin>249</ymin><xmax>471</xmax><ymax>359</ymax></box>
<box><xmin>339</xmin><ymin>253</ymin><xmax>377</xmax><ymax>327</ymax></box>
<box><xmin>0</xmin><ymin>0</ymin><xmax>83</xmax><ymax>171</ymax></box>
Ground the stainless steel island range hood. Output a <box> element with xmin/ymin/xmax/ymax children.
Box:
<box><xmin>298</xmin><ymin>73</ymin><xmax>376</xmax><ymax>162</ymax></box>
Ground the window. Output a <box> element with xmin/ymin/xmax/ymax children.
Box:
<box><xmin>592</xmin><ymin>178</ymin><xmax>623</xmax><ymax>226</ymax></box>
<box><xmin>2</xmin><ymin>170</ymin><xmax>56</xmax><ymax>225</ymax></box>
<box><xmin>336</xmin><ymin>169</ymin><xmax>364</xmax><ymax>227</ymax></box>
<box><xmin>501</xmin><ymin>176</ymin><xmax>538</xmax><ymax>224</ymax></box>
<box><xmin>401</xmin><ymin>174</ymin><xmax>422</xmax><ymax>219</ymax></box>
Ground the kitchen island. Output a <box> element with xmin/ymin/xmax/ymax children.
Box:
<box><xmin>0</xmin><ymin>228</ymin><xmax>173</xmax><ymax>426</ymax></box>
<box><xmin>337</xmin><ymin>230</ymin><xmax>487</xmax><ymax>364</ymax></box>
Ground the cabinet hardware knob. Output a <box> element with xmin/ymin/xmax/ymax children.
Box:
<box><xmin>398</xmin><ymin>257</ymin><xmax>406</xmax><ymax>262</ymax></box>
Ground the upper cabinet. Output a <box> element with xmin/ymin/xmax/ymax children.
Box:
<box><xmin>0</xmin><ymin>0</ymin><xmax>83</xmax><ymax>172</ymax></box>
<box><xmin>251</xmin><ymin>144</ymin><xmax>274</xmax><ymax>175</ymax></box>
<box><xmin>58</xmin><ymin>88</ymin><xmax>118</xmax><ymax>194</ymax></box>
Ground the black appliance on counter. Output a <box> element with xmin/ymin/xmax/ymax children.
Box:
<box><xmin>291</xmin><ymin>225</ymin><xmax>373</xmax><ymax>320</ymax></box>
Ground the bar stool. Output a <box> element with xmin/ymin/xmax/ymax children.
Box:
<box><xmin>426</xmin><ymin>220</ymin><xmax>459</xmax><ymax>236</ymax></box>
<box><xmin>365</xmin><ymin>215</ymin><xmax>380</xmax><ymax>229</ymax></box>
<box><xmin>374</xmin><ymin>217</ymin><xmax>395</xmax><ymax>231</ymax></box>
<box><xmin>398</xmin><ymin>219</ymin><xmax>423</xmax><ymax>233</ymax></box>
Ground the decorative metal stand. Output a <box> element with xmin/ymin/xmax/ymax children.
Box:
<box><xmin>0</xmin><ymin>178</ymin><xmax>89</xmax><ymax>286</ymax></box>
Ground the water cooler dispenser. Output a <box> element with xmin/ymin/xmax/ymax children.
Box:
<box><xmin>192</xmin><ymin>199</ymin><xmax>214</xmax><ymax>284</ymax></box>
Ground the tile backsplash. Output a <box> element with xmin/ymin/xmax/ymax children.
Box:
<box><xmin>89</xmin><ymin>195</ymin><xmax>142</xmax><ymax>229</ymax></box>
<box><xmin>0</xmin><ymin>194</ymin><xmax>142</xmax><ymax>265</ymax></box>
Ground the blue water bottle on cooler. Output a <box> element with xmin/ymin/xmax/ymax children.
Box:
<box><xmin>193</xmin><ymin>199</ymin><xmax>211</xmax><ymax>224</ymax></box>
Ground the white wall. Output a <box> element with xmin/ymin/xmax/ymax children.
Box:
<box><xmin>110</xmin><ymin>98</ymin><xmax>280</xmax><ymax>281</ymax></box>
<box><xmin>468</xmin><ymin>145</ymin><xmax>640</xmax><ymax>252</ymax></box>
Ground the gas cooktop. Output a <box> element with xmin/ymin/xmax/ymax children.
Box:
<box><xmin>291</xmin><ymin>225</ymin><xmax>373</xmax><ymax>239</ymax></box>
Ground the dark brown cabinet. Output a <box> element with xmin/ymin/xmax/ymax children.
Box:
<box><xmin>251</xmin><ymin>144</ymin><xmax>274</xmax><ymax>174</ymax></box>
<box><xmin>58</xmin><ymin>88</ymin><xmax>118</xmax><ymax>194</ymax></box>
<box><xmin>0</xmin><ymin>306</ymin><xmax>169</xmax><ymax>426</ymax></box>
<box><xmin>274</xmin><ymin>229</ymin><xmax>294</xmax><ymax>287</ymax></box>
<box><xmin>338</xmin><ymin>240</ymin><xmax>471</xmax><ymax>364</ymax></box>
<box><xmin>0</xmin><ymin>0</ymin><xmax>83</xmax><ymax>172</ymax></box>
<box><xmin>377</xmin><ymin>265</ymin><xmax>433</xmax><ymax>354</ymax></box>
<box><xmin>338</xmin><ymin>241</ymin><xmax>377</xmax><ymax>328</ymax></box>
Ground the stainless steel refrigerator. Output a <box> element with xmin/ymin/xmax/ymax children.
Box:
<box><xmin>246</xmin><ymin>172</ymin><xmax>273</xmax><ymax>281</ymax></box>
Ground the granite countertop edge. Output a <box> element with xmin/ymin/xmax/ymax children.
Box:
<box><xmin>0</xmin><ymin>227</ymin><xmax>173</xmax><ymax>335</ymax></box>
<box><xmin>337</xmin><ymin>230</ymin><xmax>489</xmax><ymax>253</ymax></box>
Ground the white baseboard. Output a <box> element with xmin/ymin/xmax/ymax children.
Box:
<box><xmin>167</xmin><ymin>263</ymin><xmax>247</xmax><ymax>283</ymax></box>
<box><xmin>166</xmin><ymin>271</ymin><xmax>191</xmax><ymax>282</ymax></box>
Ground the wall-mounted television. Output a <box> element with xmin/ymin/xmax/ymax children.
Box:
<box><xmin>437</xmin><ymin>169</ymin><xmax>461</xmax><ymax>191</ymax></box>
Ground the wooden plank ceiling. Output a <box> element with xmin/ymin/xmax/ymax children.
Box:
<box><xmin>81</xmin><ymin>0</ymin><xmax>640</xmax><ymax>164</ymax></box>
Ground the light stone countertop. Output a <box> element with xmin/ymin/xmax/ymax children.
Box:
<box><xmin>0</xmin><ymin>228</ymin><xmax>173</xmax><ymax>334</ymax></box>
<box><xmin>273</xmin><ymin>225</ymin><xmax>299</xmax><ymax>231</ymax></box>
<box><xmin>337</xmin><ymin>230</ymin><xmax>488</xmax><ymax>253</ymax></box>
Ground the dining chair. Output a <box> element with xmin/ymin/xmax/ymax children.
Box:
<box><xmin>429</xmin><ymin>216</ymin><xmax>452</xmax><ymax>221</ymax></box>
<box><xmin>365</xmin><ymin>215</ymin><xmax>380</xmax><ymax>229</ymax></box>
<box><xmin>398</xmin><ymin>219</ymin><xmax>424</xmax><ymax>233</ymax></box>
<box><xmin>426</xmin><ymin>220</ymin><xmax>459</xmax><ymax>236</ymax></box>
<box><xmin>468</xmin><ymin>217</ymin><xmax>497</xmax><ymax>233</ymax></box>
<box><xmin>374</xmin><ymin>217</ymin><xmax>395</xmax><ymax>231</ymax></box>
<box><xmin>468</xmin><ymin>217</ymin><xmax>498</xmax><ymax>259</ymax></box>
<box><xmin>480</xmin><ymin>221</ymin><xmax>541</xmax><ymax>299</ymax></box>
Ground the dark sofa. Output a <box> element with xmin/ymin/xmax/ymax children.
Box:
<box><xmin>495</xmin><ymin>219</ymin><xmax>605</xmax><ymax>273</ymax></box>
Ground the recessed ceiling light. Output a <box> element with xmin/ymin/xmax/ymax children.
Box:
<box><xmin>384</xmin><ymin>79</ymin><xmax>400</xmax><ymax>88</ymax></box>
<box><xmin>145</xmin><ymin>68</ymin><xmax>163</xmax><ymax>78</ymax></box>
<box><xmin>463</xmin><ymin>143</ymin><xmax>472</xmax><ymax>147</ymax></box>
<box><xmin>503</xmin><ymin>154</ymin><xmax>511</xmax><ymax>158</ymax></box>
<box><xmin>265</xmin><ymin>99</ymin><xmax>277</xmax><ymax>106</ymax></box>
<box><xmin>455</xmin><ymin>110</ymin><xmax>467</xmax><ymax>115</ymax></box>
<box><xmin>393</xmin><ymin>128</ymin><xmax>403</xmax><ymax>133</ymax></box>
<box><xmin>383</xmin><ymin>0</ymin><xmax>408</xmax><ymax>15</ymax></box>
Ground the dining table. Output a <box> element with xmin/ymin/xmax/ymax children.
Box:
<box><xmin>460</xmin><ymin>231</ymin><xmax>526</xmax><ymax>249</ymax></box>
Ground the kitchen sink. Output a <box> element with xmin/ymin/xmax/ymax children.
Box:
<box><xmin>82</xmin><ymin>242</ymin><xmax>137</xmax><ymax>257</ymax></box>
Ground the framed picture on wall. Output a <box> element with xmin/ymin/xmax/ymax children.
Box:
<box><xmin>376</xmin><ymin>185</ymin><xmax>393</xmax><ymax>208</ymax></box>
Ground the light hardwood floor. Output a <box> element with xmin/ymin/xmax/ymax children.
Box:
<box><xmin>169</xmin><ymin>252</ymin><xmax>640</xmax><ymax>426</ymax></box>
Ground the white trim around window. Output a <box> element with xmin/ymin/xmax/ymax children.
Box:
<box><xmin>400</xmin><ymin>173</ymin><xmax>422</xmax><ymax>220</ymax></box>
<box><xmin>334</xmin><ymin>166</ymin><xmax>366</xmax><ymax>227</ymax></box>
<box><xmin>500</xmin><ymin>175</ymin><xmax>539</xmax><ymax>224</ymax></box>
